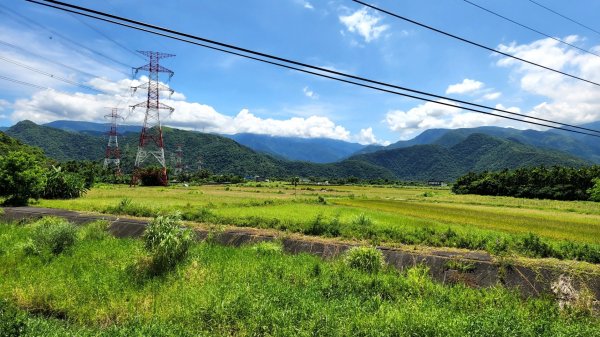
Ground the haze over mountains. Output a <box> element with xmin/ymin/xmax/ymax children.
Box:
<box><xmin>1</xmin><ymin>119</ymin><xmax>593</xmax><ymax>181</ymax></box>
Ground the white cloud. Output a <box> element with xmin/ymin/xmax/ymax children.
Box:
<box><xmin>8</xmin><ymin>78</ymin><xmax>358</xmax><ymax>141</ymax></box>
<box><xmin>303</xmin><ymin>86</ymin><xmax>319</xmax><ymax>99</ymax></box>
<box><xmin>385</xmin><ymin>100</ymin><xmax>511</xmax><ymax>139</ymax></box>
<box><xmin>482</xmin><ymin>92</ymin><xmax>502</xmax><ymax>100</ymax></box>
<box><xmin>339</xmin><ymin>8</ymin><xmax>389</xmax><ymax>43</ymax></box>
<box><xmin>294</xmin><ymin>0</ymin><xmax>314</xmax><ymax>10</ymax></box>
<box><xmin>355</xmin><ymin>127</ymin><xmax>388</xmax><ymax>145</ymax></box>
<box><xmin>496</xmin><ymin>35</ymin><xmax>600</xmax><ymax>125</ymax></box>
<box><xmin>445</xmin><ymin>79</ymin><xmax>484</xmax><ymax>95</ymax></box>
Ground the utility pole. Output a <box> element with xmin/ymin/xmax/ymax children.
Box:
<box><xmin>103</xmin><ymin>108</ymin><xmax>123</xmax><ymax>176</ymax></box>
<box><xmin>129</xmin><ymin>51</ymin><xmax>175</xmax><ymax>186</ymax></box>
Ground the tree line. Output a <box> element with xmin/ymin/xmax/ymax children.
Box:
<box><xmin>453</xmin><ymin>165</ymin><xmax>600</xmax><ymax>201</ymax></box>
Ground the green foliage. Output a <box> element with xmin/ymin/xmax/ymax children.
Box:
<box><xmin>0</xmin><ymin>299</ymin><xmax>26</xmax><ymax>337</ymax></box>
<box><xmin>1</xmin><ymin>222</ymin><xmax>599</xmax><ymax>336</ymax></box>
<box><xmin>454</xmin><ymin>165</ymin><xmax>600</xmax><ymax>201</ymax></box>
<box><xmin>250</xmin><ymin>241</ymin><xmax>283</xmax><ymax>255</ymax></box>
<box><xmin>352</xmin><ymin>213</ymin><xmax>374</xmax><ymax>227</ymax></box>
<box><xmin>104</xmin><ymin>198</ymin><xmax>155</xmax><ymax>217</ymax></box>
<box><xmin>303</xmin><ymin>214</ymin><xmax>341</xmax><ymax>237</ymax></box>
<box><xmin>588</xmin><ymin>178</ymin><xmax>600</xmax><ymax>201</ymax></box>
<box><xmin>25</xmin><ymin>217</ymin><xmax>77</xmax><ymax>256</ymax></box>
<box><xmin>344</xmin><ymin>246</ymin><xmax>385</xmax><ymax>273</ymax></box>
<box><xmin>143</xmin><ymin>213</ymin><xmax>194</xmax><ymax>274</ymax></box>
<box><xmin>0</xmin><ymin>151</ymin><xmax>47</xmax><ymax>206</ymax></box>
<box><xmin>79</xmin><ymin>220</ymin><xmax>110</xmax><ymax>241</ymax></box>
<box><xmin>43</xmin><ymin>165</ymin><xmax>88</xmax><ymax>199</ymax></box>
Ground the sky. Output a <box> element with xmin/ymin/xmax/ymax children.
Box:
<box><xmin>1</xmin><ymin>0</ymin><xmax>600</xmax><ymax>145</ymax></box>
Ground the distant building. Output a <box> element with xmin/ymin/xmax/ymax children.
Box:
<box><xmin>427</xmin><ymin>181</ymin><xmax>447</xmax><ymax>187</ymax></box>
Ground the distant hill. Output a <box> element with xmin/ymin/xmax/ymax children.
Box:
<box><xmin>227</xmin><ymin>133</ymin><xmax>365</xmax><ymax>163</ymax></box>
<box><xmin>5</xmin><ymin>121</ymin><xmax>394</xmax><ymax>180</ymax></box>
<box><xmin>41</xmin><ymin>120</ymin><xmax>366</xmax><ymax>163</ymax></box>
<box><xmin>356</xmin><ymin>125</ymin><xmax>600</xmax><ymax>163</ymax></box>
<box><xmin>350</xmin><ymin>133</ymin><xmax>589</xmax><ymax>181</ymax></box>
<box><xmin>0</xmin><ymin>127</ymin><xmax>7</xmax><ymax>132</ymax></box>
<box><xmin>0</xmin><ymin>130</ymin><xmax>44</xmax><ymax>157</ymax></box>
<box><xmin>44</xmin><ymin>120</ymin><xmax>142</xmax><ymax>134</ymax></box>
<box><xmin>5</xmin><ymin>120</ymin><xmax>592</xmax><ymax>182</ymax></box>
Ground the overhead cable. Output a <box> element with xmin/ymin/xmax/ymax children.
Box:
<box><xmin>25</xmin><ymin>0</ymin><xmax>600</xmax><ymax>138</ymax></box>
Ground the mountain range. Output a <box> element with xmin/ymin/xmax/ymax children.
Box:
<box><xmin>1</xmin><ymin>120</ymin><xmax>592</xmax><ymax>181</ymax></box>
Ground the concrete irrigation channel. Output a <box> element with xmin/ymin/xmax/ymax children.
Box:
<box><xmin>2</xmin><ymin>206</ymin><xmax>599</xmax><ymax>307</ymax></box>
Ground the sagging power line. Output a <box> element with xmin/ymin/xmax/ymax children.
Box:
<box><xmin>462</xmin><ymin>0</ymin><xmax>600</xmax><ymax>59</ymax></box>
<box><xmin>0</xmin><ymin>3</ymin><xmax>131</xmax><ymax>77</ymax></box>
<box><xmin>352</xmin><ymin>0</ymin><xmax>600</xmax><ymax>89</ymax></box>
<box><xmin>26</xmin><ymin>0</ymin><xmax>600</xmax><ymax>139</ymax></box>
<box><xmin>526</xmin><ymin>0</ymin><xmax>600</xmax><ymax>38</ymax></box>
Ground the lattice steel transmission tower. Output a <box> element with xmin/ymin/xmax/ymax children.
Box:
<box><xmin>103</xmin><ymin>108</ymin><xmax>123</xmax><ymax>176</ymax></box>
<box><xmin>130</xmin><ymin>51</ymin><xmax>175</xmax><ymax>186</ymax></box>
<box><xmin>174</xmin><ymin>144</ymin><xmax>184</xmax><ymax>176</ymax></box>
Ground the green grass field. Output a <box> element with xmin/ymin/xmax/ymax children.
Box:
<box><xmin>1</xmin><ymin>219</ymin><xmax>598</xmax><ymax>336</ymax></box>
<box><xmin>36</xmin><ymin>183</ymin><xmax>600</xmax><ymax>263</ymax></box>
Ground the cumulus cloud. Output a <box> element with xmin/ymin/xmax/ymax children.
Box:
<box><xmin>385</xmin><ymin>100</ymin><xmax>508</xmax><ymax>139</ymax></box>
<box><xmin>339</xmin><ymin>8</ymin><xmax>389</xmax><ymax>43</ymax></box>
<box><xmin>7</xmin><ymin>78</ymin><xmax>358</xmax><ymax>141</ymax></box>
<box><xmin>445</xmin><ymin>79</ymin><xmax>484</xmax><ymax>95</ymax></box>
<box><xmin>482</xmin><ymin>92</ymin><xmax>502</xmax><ymax>100</ymax></box>
<box><xmin>355</xmin><ymin>127</ymin><xmax>389</xmax><ymax>145</ymax></box>
<box><xmin>496</xmin><ymin>35</ymin><xmax>600</xmax><ymax>125</ymax></box>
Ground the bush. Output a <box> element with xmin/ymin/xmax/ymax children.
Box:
<box><xmin>0</xmin><ymin>151</ymin><xmax>47</xmax><ymax>206</ymax></box>
<box><xmin>138</xmin><ymin>167</ymin><xmax>166</xmax><ymax>186</ymax></box>
<box><xmin>43</xmin><ymin>166</ymin><xmax>88</xmax><ymax>199</ymax></box>
<box><xmin>344</xmin><ymin>246</ymin><xmax>385</xmax><ymax>273</ymax></box>
<box><xmin>588</xmin><ymin>178</ymin><xmax>600</xmax><ymax>202</ymax></box>
<box><xmin>80</xmin><ymin>220</ymin><xmax>110</xmax><ymax>241</ymax></box>
<box><xmin>352</xmin><ymin>213</ymin><xmax>374</xmax><ymax>227</ymax></box>
<box><xmin>0</xmin><ymin>299</ymin><xmax>26</xmax><ymax>337</ymax></box>
<box><xmin>143</xmin><ymin>213</ymin><xmax>194</xmax><ymax>274</ymax></box>
<box><xmin>304</xmin><ymin>214</ymin><xmax>341</xmax><ymax>237</ymax></box>
<box><xmin>251</xmin><ymin>241</ymin><xmax>283</xmax><ymax>255</ymax></box>
<box><xmin>518</xmin><ymin>233</ymin><xmax>554</xmax><ymax>258</ymax></box>
<box><xmin>24</xmin><ymin>217</ymin><xmax>77</xmax><ymax>256</ymax></box>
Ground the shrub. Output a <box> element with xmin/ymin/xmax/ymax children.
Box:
<box><xmin>588</xmin><ymin>178</ymin><xmax>600</xmax><ymax>202</ymax></box>
<box><xmin>352</xmin><ymin>213</ymin><xmax>373</xmax><ymax>227</ymax></box>
<box><xmin>0</xmin><ymin>151</ymin><xmax>47</xmax><ymax>206</ymax></box>
<box><xmin>138</xmin><ymin>167</ymin><xmax>166</xmax><ymax>186</ymax></box>
<box><xmin>251</xmin><ymin>241</ymin><xmax>283</xmax><ymax>255</ymax></box>
<box><xmin>143</xmin><ymin>213</ymin><xmax>194</xmax><ymax>274</ymax></box>
<box><xmin>303</xmin><ymin>214</ymin><xmax>341</xmax><ymax>237</ymax></box>
<box><xmin>25</xmin><ymin>217</ymin><xmax>77</xmax><ymax>256</ymax></box>
<box><xmin>518</xmin><ymin>233</ymin><xmax>554</xmax><ymax>258</ymax></box>
<box><xmin>0</xmin><ymin>299</ymin><xmax>26</xmax><ymax>337</ymax></box>
<box><xmin>43</xmin><ymin>166</ymin><xmax>88</xmax><ymax>199</ymax></box>
<box><xmin>80</xmin><ymin>220</ymin><xmax>110</xmax><ymax>241</ymax></box>
<box><xmin>344</xmin><ymin>246</ymin><xmax>385</xmax><ymax>273</ymax></box>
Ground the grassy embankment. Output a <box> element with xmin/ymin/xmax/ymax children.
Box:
<box><xmin>1</xmin><ymin>218</ymin><xmax>599</xmax><ymax>336</ymax></box>
<box><xmin>36</xmin><ymin>183</ymin><xmax>600</xmax><ymax>263</ymax></box>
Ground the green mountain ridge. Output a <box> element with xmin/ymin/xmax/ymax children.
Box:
<box><xmin>4</xmin><ymin>121</ymin><xmax>590</xmax><ymax>181</ymax></box>
<box><xmin>4</xmin><ymin>121</ymin><xmax>395</xmax><ymax>180</ymax></box>
<box><xmin>350</xmin><ymin>133</ymin><xmax>589</xmax><ymax>181</ymax></box>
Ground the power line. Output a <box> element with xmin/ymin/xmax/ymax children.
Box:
<box><xmin>0</xmin><ymin>3</ymin><xmax>131</xmax><ymax>77</ymax></box>
<box><xmin>0</xmin><ymin>74</ymin><xmax>49</xmax><ymax>91</ymax></box>
<box><xmin>527</xmin><ymin>0</ymin><xmax>600</xmax><ymax>38</ymax></box>
<box><xmin>462</xmin><ymin>0</ymin><xmax>600</xmax><ymax>59</ymax></box>
<box><xmin>68</xmin><ymin>12</ymin><xmax>144</xmax><ymax>60</ymax></box>
<box><xmin>0</xmin><ymin>53</ymin><xmax>109</xmax><ymax>94</ymax></box>
<box><xmin>0</xmin><ymin>38</ymin><xmax>109</xmax><ymax>80</ymax></box>
<box><xmin>26</xmin><ymin>0</ymin><xmax>600</xmax><ymax>138</ymax></box>
<box><xmin>352</xmin><ymin>0</ymin><xmax>600</xmax><ymax>89</ymax></box>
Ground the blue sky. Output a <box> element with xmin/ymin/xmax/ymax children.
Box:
<box><xmin>1</xmin><ymin>0</ymin><xmax>600</xmax><ymax>144</ymax></box>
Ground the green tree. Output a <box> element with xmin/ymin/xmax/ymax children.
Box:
<box><xmin>0</xmin><ymin>151</ymin><xmax>47</xmax><ymax>206</ymax></box>
<box><xmin>589</xmin><ymin>178</ymin><xmax>600</xmax><ymax>202</ymax></box>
